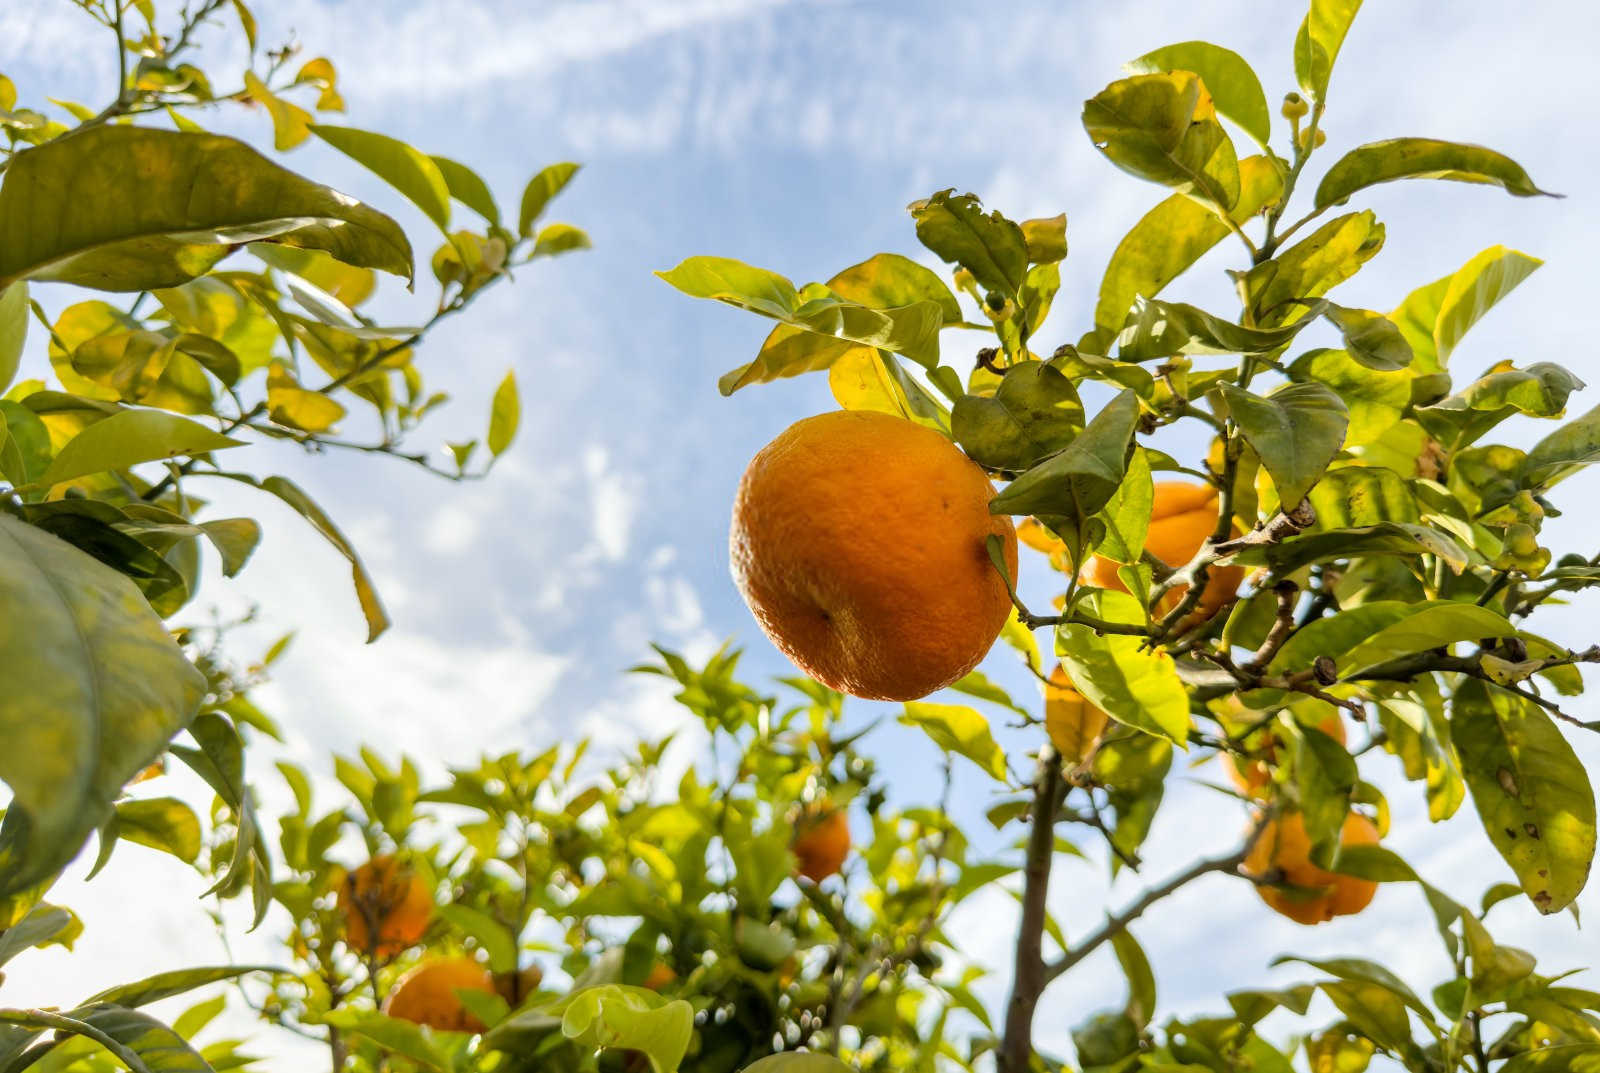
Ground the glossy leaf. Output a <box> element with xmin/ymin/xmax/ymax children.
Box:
<box><xmin>1392</xmin><ymin>246</ymin><xmax>1542</xmax><ymax>372</ymax></box>
<box><xmin>0</xmin><ymin>281</ymin><xmax>24</xmax><ymax>395</ymax></box>
<box><xmin>431</xmin><ymin>155</ymin><xmax>500</xmax><ymax>225</ymax></box>
<box><xmin>0</xmin><ymin>126</ymin><xmax>413</xmax><ymax>290</ymax></box>
<box><xmin>1289</xmin><ymin>348</ymin><xmax>1409</xmax><ymax>446</ymax></box>
<box><xmin>1118</xmin><ymin>298</ymin><xmax>1320</xmax><ymax>361</ymax></box>
<box><xmin>1126</xmin><ymin>40</ymin><xmax>1271</xmax><ymax>146</ymax></box>
<box><xmin>1325</xmin><ymin>306</ymin><xmax>1412</xmax><ymax>371</ymax></box>
<box><xmin>951</xmin><ymin>362</ymin><xmax>1083</xmax><ymax>471</ymax></box>
<box><xmin>1090</xmin><ymin>155</ymin><xmax>1281</xmax><ymax>344</ymax></box>
<box><xmin>243</xmin><ymin>71</ymin><xmax>310</xmax><ymax>151</ymax></box>
<box><xmin>826</xmin><ymin>252</ymin><xmax>963</xmax><ymax>323</ymax></box>
<box><xmin>1252</xmin><ymin>522</ymin><xmax>1468</xmax><ymax>575</ymax></box>
<box><xmin>908</xmin><ymin>190</ymin><xmax>1028</xmax><ymax>300</ymax></box>
<box><xmin>1220</xmin><ymin>381</ymin><xmax>1348</xmax><ymax>507</ymax></box>
<box><xmin>1522</xmin><ymin>404</ymin><xmax>1600</xmax><ymax>488</ymax></box>
<box><xmin>828</xmin><ymin>348</ymin><xmax>949</xmax><ymax>432</ymax></box>
<box><xmin>266</xmin><ymin>363</ymin><xmax>345</xmax><ymax>433</ymax></box>
<box><xmin>0</xmin><ymin>514</ymin><xmax>204</xmax><ymax>895</ymax></box>
<box><xmin>1418</xmin><ymin>361</ymin><xmax>1584</xmax><ymax>451</ymax></box>
<box><xmin>218</xmin><ymin>473</ymin><xmax>389</xmax><ymax>642</ymax></box>
<box><xmin>989</xmin><ymin>389</ymin><xmax>1137</xmax><ymax>521</ymax></box>
<box><xmin>1082</xmin><ymin>71</ymin><xmax>1240</xmax><ymax>210</ymax></box>
<box><xmin>1244</xmin><ymin>211</ymin><xmax>1384</xmax><ymax>327</ymax></box>
<box><xmin>488</xmin><ymin>370</ymin><xmax>519</xmax><ymax>457</ymax></box>
<box><xmin>311</xmin><ymin>125</ymin><xmax>452</xmax><ymax>233</ymax></box>
<box><xmin>532</xmin><ymin>223</ymin><xmax>590</xmax><ymax>258</ymax></box>
<box><xmin>561</xmin><ymin>985</ymin><xmax>694</xmax><ymax>1073</ymax></box>
<box><xmin>113</xmin><ymin>796</ymin><xmax>202</xmax><ymax>863</ymax></box>
<box><xmin>1316</xmin><ymin>138</ymin><xmax>1555</xmax><ymax>210</ymax></box>
<box><xmin>321</xmin><ymin>1009</ymin><xmax>447</xmax><ymax>1071</ymax></box>
<box><xmin>1453</xmin><ymin>679</ymin><xmax>1595</xmax><ymax>913</ymax></box>
<box><xmin>1338</xmin><ymin>603</ymin><xmax>1515</xmax><ymax>676</ymax></box>
<box><xmin>36</xmin><ymin>410</ymin><xmax>243</xmax><ymax>490</ymax></box>
<box><xmin>519</xmin><ymin>162</ymin><xmax>581</xmax><ymax>236</ymax></box>
<box><xmin>1293</xmin><ymin>0</ymin><xmax>1363</xmax><ymax>101</ymax></box>
<box><xmin>1058</xmin><ymin>591</ymin><xmax>1188</xmax><ymax>745</ymax></box>
<box><xmin>1020</xmin><ymin>214</ymin><xmax>1068</xmax><ymax>264</ymax></box>
<box><xmin>899</xmin><ymin>703</ymin><xmax>1008</xmax><ymax>783</ymax></box>
<box><xmin>1094</xmin><ymin>446</ymin><xmax>1154</xmax><ymax>565</ymax></box>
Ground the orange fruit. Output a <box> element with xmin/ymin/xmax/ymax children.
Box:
<box><xmin>1081</xmin><ymin>480</ymin><xmax>1242</xmax><ymax>628</ymax></box>
<box><xmin>1044</xmin><ymin>664</ymin><xmax>1108</xmax><ymax>764</ymax></box>
<box><xmin>1245</xmin><ymin>812</ymin><xmax>1379</xmax><ymax>925</ymax></box>
<box><xmin>791</xmin><ymin>806</ymin><xmax>850</xmax><ymax>883</ymax></box>
<box><xmin>382</xmin><ymin>956</ymin><xmax>495</xmax><ymax>1032</ymax></box>
<box><xmin>643</xmin><ymin>963</ymin><xmax>678</xmax><ymax>991</ymax></box>
<box><xmin>731</xmin><ymin>410</ymin><xmax>1018</xmax><ymax>701</ymax></box>
<box><xmin>337</xmin><ymin>855</ymin><xmax>433</xmax><ymax>958</ymax></box>
<box><xmin>1224</xmin><ymin>712</ymin><xmax>1346</xmax><ymax>799</ymax></box>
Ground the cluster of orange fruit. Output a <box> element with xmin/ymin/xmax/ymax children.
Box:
<box><xmin>331</xmin><ymin>819</ymin><xmax>849</xmax><ymax>1032</ymax></box>
<box><xmin>731</xmin><ymin>410</ymin><xmax>1379</xmax><ymax>926</ymax></box>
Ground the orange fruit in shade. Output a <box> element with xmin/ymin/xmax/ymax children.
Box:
<box><xmin>337</xmin><ymin>855</ymin><xmax>433</xmax><ymax>958</ymax></box>
<box><xmin>791</xmin><ymin>806</ymin><xmax>851</xmax><ymax>883</ymax></box>
<box><xmin>731</xmin><ymin>411</ymin><xmax>1018</xmax><ymax>701</ymax></box>
<box><xmin>1223</xmin><ymin>712</ymin><xmax>1347</xmax><ymax>799</ymax></box>
<box><xmin>1245</xmin><ymin>811</ymin><xmax>1380</xmax><ymax>925</ymax></box>
<box><xmin>643</xmin><ymin>963</ymin><xmax>678</xmax><ymax>991</ymax></box>
<box><xmin>1044</xmin><ymin>665</ymin><xmax>1109</xmax><ymax>765</ymax></box>
<box><xmin>382</xmin><ymin>957</ymin><xmax>496</xmax><ymax>1032</ymax></box>
<box><xmin>1081</xmin><ymin>480</ymin><xmax>1243</xmax><ymax>629</ymax></box>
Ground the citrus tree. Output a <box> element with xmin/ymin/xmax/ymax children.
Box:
<box><xmin>0</xmin><ymin>0</ymin><xmax>583</xmax><ymax>1065</ymax></box>
<box><xmin>656</xmin><ymin>3</ymin><xmax>1600</xmax><ymax>1072</ymax></box>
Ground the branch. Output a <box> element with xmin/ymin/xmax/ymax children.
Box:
<box><xmin>1239</xmin><ymin>579</ymin><xmax>1300</xmax><ymax>674</ymax></box>
<box><xmin>997</xmin><ymin>750</ymin><xmax>1065</xmax><ymax>1073</ymax></box>
<box><xmin>1040</xmin><ymin>814</ymin><xmax>1272</xmax><ymax>987</ymax></box>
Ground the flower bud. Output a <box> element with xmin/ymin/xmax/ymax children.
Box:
<box><xmin>1281</xmin><ymin>92</ymin><xmax>1309</xmax><ymax>120</ymax></box>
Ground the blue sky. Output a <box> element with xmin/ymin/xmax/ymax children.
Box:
<box><xmin>4</xmin><ymin>0</ymin><xmax>1600</xmax><ymax>1067</ymax></box>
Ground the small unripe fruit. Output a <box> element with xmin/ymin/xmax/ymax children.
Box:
<box><xmin>1281</xmin><ymin>92</ymin><xmax>1309</xmax><ymax>120</ymax></box>
<box><xmin>984</xmin><ymin>290</ymin><xmax>1006</xmax><ymax>312</ymax></box>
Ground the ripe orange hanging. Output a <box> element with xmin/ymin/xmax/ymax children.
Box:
<box><xmin>791</xmin><ymin>806</ymin><xmax>850</xmax><ymax>883</ymax></box>
<box><xmin>1081</xmin><ymin>480</ymin><xmax>1242</xmax><ymax>628</ymax></box>
<box><xmin>1245</xmin><ymin>811</ymin><xmax>1379</xmax><ymax>925</ymax></box>
<box><xmin>383</xmin><ymin>957</ymin><xmax>496</xmax><ymax>1032</ymax></box>
<box><xmin>337</xmin><ymin>855</ymin><xmax>434</xmax><ymax>958</ymax></box>
<box><xmin>731</xmin><ymin>410</ymin><xmax>1018</xmax><ymax>701</ymax></box>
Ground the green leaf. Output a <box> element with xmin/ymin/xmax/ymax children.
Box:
<box><xmin>1274</xmin><ymin>956</ymin><xmax>1433</xmax><ymax>1023</ymax></box>
<box><xmin>0</xmin><ymin>903</ymin><xmax>79</xmax><ymax>968</ymax></box>
<box><xmin>1057</xmin><ymin>591</ymin><xmax>1188</xmax><ymax>745</ymax></box>
<box><xmin>0</xmin><ymin>514</ymin><xmax>204</xmax><ymax>895</ymax></box>
<box><xmin>1339</xmin><ymin>603</ymin><xmax>1515</xmax><ymax>676</ymax></box>
<box><xmin>84</xmin><ymin>965</ymin><xmax>277</xmax><ymax>1008</ymax></box>
<box><xmin>532</xmin><ymin>223</ymin><xmax>590</xmax><ymax>258</ymax></box>
<box><xmin>1090</xmin><ymin>155</ymin><xmax>1282</xmax><ymax>344</ymax></box>
<box><xmin>951</xmin><ymin>363</ymin><xmax>1083</xmax><ymax>471</ymax></box>
<box><xmin>311</xmin><ymin>124</ymin><xmax>451</xmax><ymax>233</ymax></box>
<box><xmin>561</xmin><ymin>985</ymin><xmax>694</xmax><ymax>1073</ymax></box>
<box><xmin>1289</xmin><ymin>349</ymin><xmax>1409</xmax><ymax>447</ymax></box>
<box><xmin>908</xmin><ymin>190</ymin><xmax>1028</xmax><ymax>300</ymax></box>
<box><xmin>1499</xmin><ymin>1044</ymin><xmax>1600</xmax><ymax>1072</ymax></box>
<box><xmin>1111</xmin><ymin>928</ymin><xmax>1157</xmax><ymax>1028</ymax></box>
<box><xmin>436</xmin><ymin>904</ymin><xmax>517</xmax><ymax>972</ymax></box>
<box><xmin>1325</xmin><ymin>306</ymin><xmax>1412</xmax><ymax>371</ymax></box>
<box><xmin>1294</xmin><ymin>725</ymin><xmax>1358</xmax><ymax>850</ymax></box>
<box><xmin>657</xmin><ymin>257</ymin><xmax>943</xmax><ymax>392</ymax></box>
<box><xmin>488</xmin><ymin>370</ymin><xmax>519</xmax><ymax>458</ymax></box>
<box><xmin>1094</xmin><ymin>446</ymin><xmax>1154</xmax><ymax>565</ymax></box>
<box><xmin>1294</xmin><ymin>0</ymin><xmax>1363</xmax><ymax>102</ymax></box>
<box><xmin>321</xmin><ymin>1009</ymin><xmax>447</xmax><ymax>1071</ymax></box>
<box><xmin>827</xmin><ymin>251</ymin><xmax>962</xmax><ymax>323</ymax></box>
<box><xmin>899</xmin><ymin>703</ymin><xmax>1008</xmax><ymax>783</ymax></box>
<box><xmin>430</xmin><ymin>155</ymin><xmax>500</xmax><ymax>225</ymax></box>
<box><xmin>244</xmin><ymin>70</ymin><xmax>310</xmax><ymax>150</ymax></box>
<box><xmin>989</xmin><ymin>389</ymin><xmax>1138</xmax><ymax>522</ymax></box>
<box><xmin>1125</xmin><ymin>41</ymin><xmax>1271</xmax><ymax>147</ymax></box>
<box><xmin>1244</xmin><ymin>211</ymin><xmax>1384</xmax><ymax>327</ymax></box>
<box><xmin>218</xmin><ymin>473</ymin><xmax>388</xmax><ymax>642</ymax></box>
<box><xmin>1453</xmin><ymin>679</ymin><xmax>1595</xmax><ymax>913</ymax></box>
<box><xmin>1020</xmin><ymin>214</ymin><xmax>1068</xmax><ymax>264</ymax></box>
<box><xmin>55</xmin><ymin>1003</ymin><xmax>215</xmax><ymax>1073</ymax></box>
<box><xmin>0</xmin><ymin>281</ymin><xmax>24</xmax><ymax>395</ymax></box>
<box><xmin>1391</xmin><ymin>246</ymin><xmax>1542</xmax><ymax>372</ymax></box>
<box><xmin>829</xmin><ymin>348</ymin><xmax>950</xmax><ymax>432</ymax></box>
<box><xmin>34</xmin><ymin>410</ymin><xmax>243</xmax><ymax>490</ymax></box>
<box><xmin>1252</xmin><ymin>522</ymin><xmax>1467</xmax><ymax>575</ymax></box>
<box><xmin>1316</xmin><ymin>138</ymin><xmax>1555</xmax><ymax>210</ymax></box>
<box><xmin>0</xmin><ymin>126</ymin><xmax>413</xmax><ymax>290</ymax></box>
<box><xmin>1220</xmin><ymin>381</ymin><xmax>1348</xmax><ymax>507</ymax></box>
<box><xmin>1083</xmin><ymin>71</ymin><xmax>1241</xmax><ymax>211</ymax></box>
<box><xmin>1419</xmin><ymin>361</ymin><xmax>1584</xmax><ymax>451</ymax></box>
<box><xmin>1118</xmin><ymin>298</ymin><xmax>1320</xmax><ymax>361</ymax></box>
<box><xmin>741</xmin><ymin>1056</ymin><xmax>856</xmax><ymax>1073</ymax></box>
<box><xmin>113</xmin><ymin>797</ymin><xmax>201</xmax><ymax>863</ymax></box>
<box><xmin>1523</xmin><ymin>404</ymin><xmax>1600</xmax><ymax>488</ymax></box>
<box><xmin>198</xmin><ymin>517</ymin><xmax>261</xmax><ymax>578</ymax></box>
<box><xmin>519</xmin><ymin>162</ymin><xmax>580</xmax><ymax>236</ymax></box>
